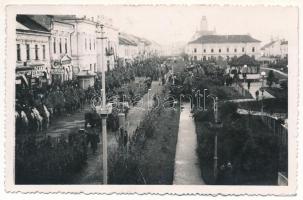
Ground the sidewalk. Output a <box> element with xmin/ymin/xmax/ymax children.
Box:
<box><xmin>242</xmin><ymin>82</ymin><xmax>274</xmax><ymax>99</ymax></box>
<box><xmin>173</xmin><ymin>103</ymin><xmax>205</xmax><ymax>185</ymax></box>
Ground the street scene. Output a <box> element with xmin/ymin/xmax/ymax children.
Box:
<box><xmin>14</xmin><ymin>6</ymin><xmax>290</xmax><ymax>186</ymax></box>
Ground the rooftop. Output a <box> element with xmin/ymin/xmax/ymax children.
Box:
<box><xmin>16</xmin><ymin>15</ymin><xmax>50</xmax><ymax>33</ymax></box>
<box><xmin>188</xmin><ymin>34</ymin><xmax>261</xmax><ymax>44</ymax></box>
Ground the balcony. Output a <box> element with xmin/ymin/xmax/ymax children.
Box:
<box><xmin>106</xmin><ymin>47</ymin><xmax>114</xmax><ymax>56</ymax></box>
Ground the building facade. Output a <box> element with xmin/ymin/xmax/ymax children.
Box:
<box><xmin>186</xmin><ymin>35</ymin><xmax>261</xmax><ymax>61</ymax></box>
<box><xmin>261</xmin><ymin>39</ymin><xmax>288</xmax><ymax>58</ymax></box>
<box><xmin>49</xmin><ymin>20</ymin><xmax>74</xmax><ymax>83</ymax></box>
<box><xmin>16</xmin><ymin>15</ymin><xmax>51</xmax><ymax>88</ymax></box>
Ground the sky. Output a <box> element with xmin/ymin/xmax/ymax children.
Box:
<box><xmin>93</xmin><ymin>5</ymin><xmax>297</xmax><ymax>46</ymax></box>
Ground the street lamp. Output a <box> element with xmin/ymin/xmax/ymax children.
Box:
<box><xmin>207</xmin><ymin>94</ymin><xmax>222</xmax><ymax>181</ymax></box>
<box><xmin>203</xmin><ymin>89</ymin><xmax>208</xmax><ymax>111</ymax></box>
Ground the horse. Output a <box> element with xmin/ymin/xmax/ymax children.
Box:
<box><xmin>37</xmin><ymin>104</ymin><xmax>50</xmax><ymax>130</ymax></box>
<box><xmin>31</xmin><ymin>107</ymin><xmax>43</xmax><ymax>132</ymax></box>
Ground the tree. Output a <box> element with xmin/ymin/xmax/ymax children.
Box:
<box><xmin>266</xmin><ymin>70</ymin><xmax>275</xmax><ymax>87</ymax></box>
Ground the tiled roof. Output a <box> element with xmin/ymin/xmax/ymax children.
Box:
<box><xmin>188</xmin><ymin>34</ymin><xmax>261</xmax><ymax>44</ymax></box>
<box><xmin>16</xmin><ymin>15</ymin><xmax>50</xmax><ymax>33</ymax></box>
<box><xmin>119</xmin><ymin>33</ymin><xmax>138</xmax><ymax>46</ymax></box>
<box><xmin>260</xmin><ymin>41</ymin><xmax>276</xmax><ymax>50</ymax></box>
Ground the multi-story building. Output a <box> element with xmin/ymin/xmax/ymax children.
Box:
<box><xmin>186</xmin><ymin>34</ymin><xmax>261</xmax><ymax>61</ymax></box>
<box><xmin>261</xmin><ymin>39</ymin><xmax>288</xmax><ymax>58</ymax></box>
<box><xmin>118</xmin><ymin>32</ymin><xmax>139</xmax><ymax>62</ymax></box>
<box><xmin>16</xmin><ymin>15</ymin><xmax>51</xmax><ymax>88</ymax></box>
<box><xmin>59</xmin><ymin>15</ymin><xmax>98</xmax><ymax>89</ymax></box>
<box><xmin>27</xmin><ymin>15</ymin><xmax>75</xmax><ymax>83</ymax></box>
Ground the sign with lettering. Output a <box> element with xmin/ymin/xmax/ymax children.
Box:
<box><xmin>51</xmin><ymin>68</ymin><xmax>65</xmax><ymax>74</ymax></box>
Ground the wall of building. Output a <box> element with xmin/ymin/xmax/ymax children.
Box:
<box><xmin>187</xmin><ymin>42</ymin><xmax>260</xmax><ymax>61</ymax></box>
<box><xmin>69</xmin><ymin>20</ymin><xmax>98</xmax><ymax>75</ymax></box>
<box><xmin>16</xmin><ymin>32</ymin><xmax>51</xmax><ymax>75</ymax></box>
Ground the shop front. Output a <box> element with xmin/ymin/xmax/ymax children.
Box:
<box><xmin>16</xmin><ymin>63</ymin><xmax>48</xmax><ymax>89</ymax></box>
<box><xmin>51</xmin><ymin>55</ymin><xmax>73</xmax><ymax>84</ymax></box>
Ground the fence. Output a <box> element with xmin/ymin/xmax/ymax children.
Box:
<box><xmin>231</xmin><ymin>83</ymin><xmax>251</xmax><ymax>98</ymax></box>
<box><xmin>251</xmin><ymin>114</ymin><xmax>288</xmax><ymax>146</ymax></box>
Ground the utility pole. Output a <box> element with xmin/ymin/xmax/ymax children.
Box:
<box><xmin>97</xmin><ymin>23</ymin><xmax>110</xmax><ymax>184</ymax></box>
<box><xmin>213</xmin><ymin>96</ymin><xmax>218</xmax><ymax>179</ymax></box>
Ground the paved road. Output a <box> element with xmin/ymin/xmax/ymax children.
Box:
<box><xmin>173</xmin><ymin>103</ymin><xmax>205</xmax><ymax>185</ymax></box>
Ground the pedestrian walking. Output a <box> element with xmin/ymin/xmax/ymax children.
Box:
<box><xmin>255</xmin><ymin>90</ymin><xmax>259</xmax><ymax>101</ymax></box>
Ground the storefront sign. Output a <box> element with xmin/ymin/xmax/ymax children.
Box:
<box><xmin>51</xmin><ymin>68</ymin><xmax>65</xmax><ymax>74</ymax></box>
<box><xmin>31</xmin><ymin>70</ymin><xmax>44</xmax><ymax>77</ymax></box>
<box><xmin>53</xmin><ymin>60</ymin><xmax>61</xmax><ymax>67</ymax></box>
<box><xmin>61</xmin><ymin>59</ymin><xmax>71</xmax><ymax>65</ymax></box>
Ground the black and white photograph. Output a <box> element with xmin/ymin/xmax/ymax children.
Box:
<box><xmin>3</xmin><ymin>4</ymin><xmax>299</xmax><ymax>195</ymax></box>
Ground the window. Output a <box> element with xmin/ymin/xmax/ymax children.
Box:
<box><xmin>42</xmin><ymin>45</ymin><xmax>46</xmax><ymax>59</ymax></box>
<box><xmin>227</xmin><ymin>48</ymin><xmax>229</xmax><ymax>52</ymax></box>
<box><xmin>53</xmin><ymin>37</ymin><xmax>56</xmax><ymax>54</ymax></box>
<box><xmin>219</xmin><ymin>49</ymin><xmax>221</xmax><ymax>53</ymax></box>
<box><xmin>211</xmin><ymin>48</ymin><xmax>214</xmax><ymax>53</ymax></box>
<box><xmin>252</xmin><ymin>47</ymin><xmax>255</xmax><ymax>52</ymax></box>
<box><xmin>26</xmin><ymin>44</ymin><xmax>30</xmax><ymax>60</ymax></box>
<box><xmin>65</xmin><ymin>38</ymin><xmax>67</xmax><ymax>53</ymax></box>
<box><xmin>89</xmin><ymin>39</ymin><xmax>91</xmax><ymax>50</ymax></box>
<box><xmin>194</xmin><ymin>56</ymin><xmax>197</xmax><ymax>60</ymax></box>
<box><xmin>90</xmin><ymin>64</ymin><xmax>92</xmax><ymax>71</ymax></box>
<box><xmin>242</xmin><ymin>47</ymin><xmax>245</xmax><ymax>52</ymax></box>
<box><xmin>234</xmin><ymin>48</ymin><xmax>237</xmax><ymax>53</ymax></box>
<box><xmin>59</xmin><ymin>38</ymin><xmax>62</xmax><ymax>54</ymax></box>
<box><xmin>203</xmin><ymin>49</ymin><xmax>206</xmax><ymax>53</ymax></box>
<box><xmin>85</xmin><ymin>38</ymin><xmax>87</xmax><ymax>50</ymax></box>
<box><xmin>194</xmin><ymin>48</ymin><xmax>197</xmax><ymax>53</ymax></box>
<box><xmin>17</xmin><ymin>44</ymin><xmax>21</xmax><ymax>61</ymax></box>
<box><xmin>35</xmin><ymin>45</ymin><xmax>39</xmax><ymax>60</ymax></box>
<box><xmin>94</xmin><ymin>63</ymin><xmax>96</xmax><ymax>72</ymax></box>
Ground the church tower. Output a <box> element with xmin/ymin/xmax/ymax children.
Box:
<box><xmin>200</xmin><ymin>16</ymin><xmax>208</xmax><ymax>31</ymax></box>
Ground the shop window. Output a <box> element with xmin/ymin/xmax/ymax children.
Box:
<box><xmin>17</xmin><ymin>44</ymin><xmax>21</xmax><ymax>61</ymax></box>
<box><xmin>59</xmin><ymin>38</ymin><xmax>62</xmax><ymax>54</ymax></box>
<box><xmin>26</xmin><ymin>44</ymin><xmax>30</xmax><ymax>60</ymax></box>
<box><xmin>42</xmin><ymin>45</ymin><xmax>46</xmax><ymax>60</ymax></box>
<box><xmin>35</xmin><ymin>45</ymin><xmax>39</xmax><ymax>60</ymax></box>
